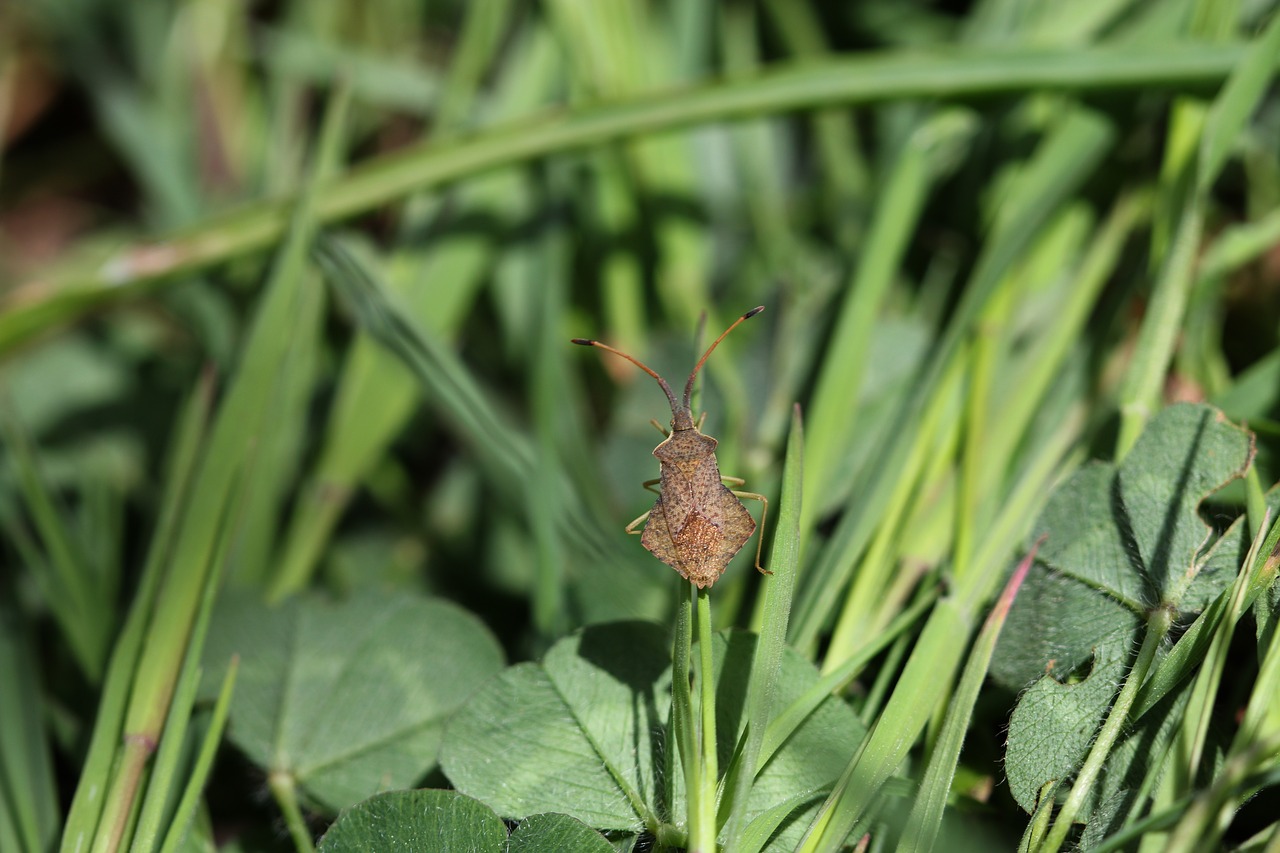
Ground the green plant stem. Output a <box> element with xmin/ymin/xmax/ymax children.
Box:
<box><xmin>672</xmin><ymin>589</ymin><xmax>696</xmax><ymax>850</ymax></box>
<box><xmin>268</xmin><ymin>772</ymin><xmax>314</xmax><ymax>853</ymax></box>
<box><xmin>691</xmin><ymin>586</ymin><xmax>719</xmax><ymax>853</ymax></box>
<box><xmin>1039</xmin><ymin>605</ymin><xmax>1175</xmax><ymax>852</ymax></box>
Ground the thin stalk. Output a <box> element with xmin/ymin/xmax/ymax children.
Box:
<box><xmin>672</xmin><ymin>588</ymin><xmax>696</xmax><ymax>850</ymax></box>
<box><xmin>691</xmin><ymin>587</ymin><xmax>719</xmax><ymax>853</ymax></box>
<box><xmin>268</xmin><ymin>771</ymin><xmax>314</xmax><ymax>853</ymax></box>
<box><xmin>1040</xmin><ymin>605</ymin><xmax>1175</xmax><ymax>852</ymax></box>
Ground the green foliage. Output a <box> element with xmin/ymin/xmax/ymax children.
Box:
<box><xmin>440</xmin><ymin>622</ymin><xmax>865</xmax><ymax>849</ymax></box>
<box><xmin>2</xmin><ymin>1</ymin><xmax>1280</xmax><ymax>851</ymax></box>
<box><xmin>201</xmin><ymin>589</ymin><xmax>504</xmax><ymax>812</ymax></box>
<box><xmin>317</xmin><ymin>789</ymin><xmax>614</xmax><ymax>853</ymax></box>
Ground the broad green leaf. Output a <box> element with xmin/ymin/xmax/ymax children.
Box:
<box><xmin>202</xmin><ymin>589</ymin><xmax>504</xmax><ymax>811</ymax></box>
<box><xmin>318</xmin><ymin>789</ymin><xmax>507</xmax><ymax>853</ymax></box>
<box><xmin>442</xmin><ymin>621</ymin><xmax>865</xmax><ymax>846</ymax></box>
<box><xmin>506</xmin><ymin>813</ymin><xmax>615</xmax><ymax>853</ymax></box>
<box><xmin>995</xmin><ymin>404</ymin><xmax>1253</xmax><ymax>815</ymax></box>
<box><xmin>441</xmin><ymin>622</ymin><xmax>671</xmax><ymax>832</ymax></box>
<box><xmin>317</xmin><ymin>790</ymin><xmax>613</xmax><ymax>853</ymax></box>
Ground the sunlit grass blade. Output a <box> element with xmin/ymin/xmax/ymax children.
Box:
<box><xmin>1116</xmin><ymin>13</ymin><xmax>1280</xmax><ymax>455</ymax></box>
<box><xmin>898</xmin><ymin>540</ymin><xmax>1040</xmax><ymax>853</ymax></box>
<box><xmin>1</xmin><ymin>42</ymin><xmax>1258</xmax><ymax>355</ymax></box>
<box><xmin>799</xmin><ymin>598</ymin><xmax>971</xmax><ymax>853</ymax></box>
<box><xmin>722</xmin><ymin>405</ymin><xmax>803</xmax><ymax>851</ymax></box>
<box><xmin>800</xmin><ymin>105</ymin><xmax>1114</xmax><ymax>658</ymax></box>
<box><xmin>798</xmin><ymin>110</ymin><xmax>973</xmax><ymax>563</ymax></box>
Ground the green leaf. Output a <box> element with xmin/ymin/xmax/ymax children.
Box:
<box><xmin>318</xmin><ymin>789</ymin><xmax>507</xmax><ymax>853</ymax></box>
<box><xmin>441</xmin><ymin>621</ymin><xmax>865</xmax><ymax>847</ymax></box>
<box><xmin>317</xmin><ymin>790</ymin><xmax>614</xmax><ymax>853</ymax></box>
<box><xmin>202</xmin><ymin>589</ymin><xmax>504</xmax><ymax>811</ymax></box>
<box><xmin>994</xmin><ymin>403</ymin><xmax>1254</xmax><ymax>815</ymax></box>
<box><xmin>506</xmin><ymin>813</ymin><xmax>615</xmax><ymax>853</ymax></box>
<box><xmin>441</xmin><ymin>622</ymin><xmax>670</xmax><ymax>832</ymax></box>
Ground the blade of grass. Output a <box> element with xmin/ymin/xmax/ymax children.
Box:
<box><xmin>1116</xmin><ymin>12</ymin><xmax>1280</xmax><ymax>455</ymax></box>
<box><xmin>794</xmin><ymin>106</ymin><xmax>1114</xmax><ymax>653</ymax></box>
<box><xmin>313</xmin><ymin>235</ymin><xmax>663</xmax><ymax>620</ymax></box>
<box><xmin>86</xmin><ymin>86</ymin><xmax>350</xmax><ymax>853</ymax></box>
<box><xmin>127</xmin><ymin>502</ymin><xmax>237</xmax><ymax>853</ymax></box>
<box><xmin>798</xmin><ymin>597</ymin><xmax>970</xmax><ymax>853</ymax></box>
<box><xmin>0</xmin><ymin>405</ymin><xmax>108</xmax><ymax>680</ymax></box>
<box><xmin>0</xmin><ymin>604</ymin><xmax>59</xmax><ymax>853</ymax></box>
<box><xmin>722</xmin><ymin>405</ymin><xmax>803</xmax><ymax>852</ymax></box>
<box><xmin>60</xmin><ymin>373</ymin><xmax>213</xmax><ymax>853</ymax></box>
<box><xmin>2</xmin><ymin>41</ymin><xmax>1260</xmax><ymax>354</ymax></box>
<box><xmin>798</xmin><ymin>109</ymin><xmax>972</xmax><ymax>537</ymax></box>
<box><xmin>269</xmin><ymin>7</ymin><xmax>553</xmax><ymax>600</ymax></box>
<box><xmin>671</xmin><ymin>586</ymin><xmax>695</xmax><ymax>849</ymax></box>
<box><xmin>691</xmin><ymin>587</ymin><xmax>718</xmax><ymax>853</ymax></box>
<box><xmin>156</xmin><ymin>658</ymin><xmax>238</xmax><ymax>853</ymax></box>
<box><xmin>898</xmin><ymin>539</ymin><xmax>1040</xmax><ymax>853</ymax></box>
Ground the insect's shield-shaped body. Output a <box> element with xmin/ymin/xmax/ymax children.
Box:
<box><xmin>643</xmin><ymin>426</ymin><xmax>756</xmax><ymax>588</ymax></box>
<box><xmin>572</xmin><ymin>307</ymin><xmax>768</xmax><ymax>589</ymax></box>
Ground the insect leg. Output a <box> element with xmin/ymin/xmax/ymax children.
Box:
<box><xmin>731</xmin><ymin>490</ymin><xmax>771</xmax><ymax>575</ymax></box>
<box><xmin>622</xmin><ymin>507</ymin><xmax>650</xmax><ymax>535</ymax></box>
<box><xmin>720</xmin><ymin>476</ymin><xmax>746</xmax><ymax>487</ymax></box>
<box><xmin>649</xmin><ymin>419</ymin><xmax>669</xmax><ymax>437</ymax></box>
<box><xmin>642</xmin><ymin>478</ymin><xmax>661</xmax><ymax>496</ymax></box>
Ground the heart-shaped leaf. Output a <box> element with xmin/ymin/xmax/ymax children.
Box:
<box><xmin>317</xmin><ymin>790</ymin><xmax>613</xmax><ymax>853</ymax></box>
<box><xmin>440</xmin><ymin>621</ymin><xmax>865</xmax><ymax>850</ymax></box>
<box><xmin>202</xmin><ymin>588</ymin><xmax>504</xmax><ymax>811</ymax></box>
<box><xmin>994</xmin><ymin>404</ymin><xmax>1253</xmax><ymax>815</ymax></box>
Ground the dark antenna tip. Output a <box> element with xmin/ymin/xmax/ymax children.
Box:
<box><xmin>743</xmin><ymin>306</ymin><xmax>765</xmax><ymax>320</ymax></box>
<box><xmin>570</xmin><ymin>338</ymin><xmax>596</xmax><ymax>346</ymax></box>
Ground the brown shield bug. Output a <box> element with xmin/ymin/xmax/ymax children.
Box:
<box><xmin>572</xmin><ymin>307</ymin><xmax>768</xmax><ymax>588</ymax></box>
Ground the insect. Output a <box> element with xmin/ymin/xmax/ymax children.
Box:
<box><xmin>572</xmin><ymin>307</ymin><xmax>768</xmax><ymax>588</ymax></box>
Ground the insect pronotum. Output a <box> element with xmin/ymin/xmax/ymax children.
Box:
<box><xmin>572</xmin><ymin>307</ymin><xmax>768</xmax><ymax>589</ymax></box>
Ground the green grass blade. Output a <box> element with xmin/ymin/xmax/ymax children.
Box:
<box><xmin>84</xmin><ymin>87</ymin><xmax>350</xmax><ymax>853</ymax></box>
<box><xmin>799</xmin><ymin>598</ymin><xmax>971</xmax><ymax>853</ymax></box>
<box><xmin>0</xmin><ymin>604</ymin><xmax>59</xmax><ymax>853</ymax></box>
<box><xmin>898</xmin><ymin>542</ymin><xmax>1038</xmax><ymax>853</ymax></box>
<box><xmin>156</xmin><ymin>658</ymin><xmax>238</xmax><ymax>853</ymax></box>
<box><xmin>269</xmin><ymin>18</ymin><xmax>557</xmax><ymax>601</ymax></box>
<box><xmin>0</xmin><ymin>407</ymin><xmax>107</xmax><ymax>680</ymax></box>
<box><xmin>796</xmin><ymin>105</ymin><xmax>1114</xmax><ymax>652</ymax></box>
<box><xmin>60</xmin><ymin>375</ymin><xmax>213</xmax><ymax>853</ymax></box>
<box><xmin>1</xmin><ymin>42</ymin><xmax>1258</xmax><ymax>354</ymax></box>
<box><xmin>313</xmin><ymin>235</ymin><xmax>662</xmax><ymax>620</ymax></box>
<box><xmin>722</xmin><ymin>405</ymin><xmax>803</xmax><ymax>851</ymax></box>
<box><xmin>1117</xmin><ymin>13</ymin><xmax>1280</xmax><ymax>454</ymax></box>
<box><xmin>1197</xmin><ymin>13</ymin><xmax>1280</xmax><ymax>192</ymax></box>
<box><xmin>800</xmin><ymin>110</ymin><xmax>972</xmax><ymax>531</ymax></box>
<box><xmin>128</xmin><ymin>502</ymin><xmax>237</xmax><ymax>853</ymax></box>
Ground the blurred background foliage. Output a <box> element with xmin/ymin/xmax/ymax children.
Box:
<box><xmin>2</xmin><ymin>0</ymin><xmax>1280</xmax><ymax>849</ymax></box>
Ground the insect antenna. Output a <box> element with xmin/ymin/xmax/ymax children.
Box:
<box><xmin>571</xmin><ymin>338</ymin><xmax>681</xmax><ymax>417</ymax></box>
<box><xmin>680</xmin><ymin>306</ymin><xmax>765</xmax><ymax>413</ymax></box>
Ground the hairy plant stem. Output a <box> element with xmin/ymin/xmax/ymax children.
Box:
<box><xmin>1039</xmin><ymin>605</ymin><xmax>1174</xmax><ymax>852</ymax></box>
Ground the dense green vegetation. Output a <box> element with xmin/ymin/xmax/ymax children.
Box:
<box><xmin>3</xmin><ymin>2</ymin><xmax>1280</xmax><ymax>851</ymax></box>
